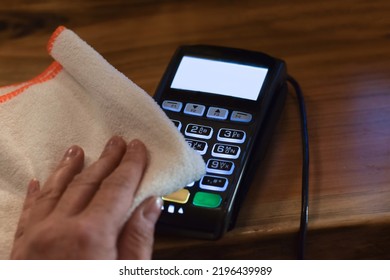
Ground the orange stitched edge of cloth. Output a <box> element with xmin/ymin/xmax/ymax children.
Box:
<box><xmin>0</xmin><ymin>26</ymin><xmax>66</xmax><ymax>104</ymax></box>
<box><xmin>47</xmin><ymin>25</ymin><xmax>66</xmax><ymax>54</ymax></box>
<box><xmin>0</xmin><ymin>61</ymin><xmax>63</xmax><ymax>104</ymax></box>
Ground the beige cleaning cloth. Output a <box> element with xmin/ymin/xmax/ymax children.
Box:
<box><xmin>0</xmin><ymin>26</ymin><xmax>205</xmax><ymax>259</ymax></box>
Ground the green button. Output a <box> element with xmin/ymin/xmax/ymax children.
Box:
<box><xmin>193</xmin><ymin>192</ymin><xmax>222</xmax><ymax>208</ymax></box>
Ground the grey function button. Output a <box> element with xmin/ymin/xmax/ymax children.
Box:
<box><xmin>230</xmin><ymin>111</ymin><xmax>252</xmax><ymax>123</ymax></box>
<box><xmin>162</xmin><ymin>100</ymin><xmax>183</xmax><ymax>112</ymax></box>
<box><xmin>184</xmin><ymin>103</ymin><xmax>206</xmax><ymax>116</ymax></box>
<box><xmin>206</xmin><ymin>107</ymin><xmax>229</xmax><ymax>120</ymax></box>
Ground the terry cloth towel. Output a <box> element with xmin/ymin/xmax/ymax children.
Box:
<box><xmin>0</xmin><ymin>26</ymin><xmax>205</xmax><ymax>259</ymax></box>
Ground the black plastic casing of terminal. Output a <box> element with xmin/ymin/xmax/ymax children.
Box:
<box><xmin>153</xmin><ymin>45</ymin><xmax>287</xmax><ymax>239</ymax></box>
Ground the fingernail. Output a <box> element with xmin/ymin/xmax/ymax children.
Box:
<box><xmin>28</xmin><ymin>178</ymin><xmax>40</xmax><ymax>195</ymax></box>
<box><xmin>143</xmin><ymin>197</ymin><xmax>163</xmax><ymax>222</ymax></box>
<box><xmin>63</xmin><ymin>146</ymin><xmax>79</xmax><ymax>160</ymax></box>
<box><xmin>105</xmin><ymin>136</ymin><xmax>122</xmax><ymax>150</ymax></box>
<box><xmin>128</xmin><ymin>139</ymin><xmax>143</xmax><ymax>150</ymax></box>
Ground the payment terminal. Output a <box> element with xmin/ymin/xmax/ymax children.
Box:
<box><xmin>154</xmin><ymin>45</ymin><xmax>287</xmax><ymax>239</ymax></box>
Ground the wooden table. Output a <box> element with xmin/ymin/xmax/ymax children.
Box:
<box><xmin>1</xmin><ymin>0</ymin><xmax>389</xmax><ymax>259</ymax></box>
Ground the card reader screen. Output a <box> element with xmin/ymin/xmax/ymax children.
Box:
<box><xmin>171</xmin><ymin>56</ymin><xmax>268</xmax><ymax>101</ymax></box>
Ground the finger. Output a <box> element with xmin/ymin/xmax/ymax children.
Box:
<box><xmin>29</xmin><ymin>145</ymin><xmax>84</xmax><ymax>223</ymax></box>
<box><xmin>13</xmin><ymin>179</ymin><xmax>41</xmax><ymax>239</ymax></box>
<box><xmin>83</xmin><ymin>139</ymin><xmax>147</xmax><ymax>229</ymax></box>
<box><xmin>118</xmin><ymin>197</ymin><xmax>162</xmax><ymax>260</ymax></box>
<box><xmin>55</xmin><ymin>136</ymin><xmax>127</xmax><ymax>216</ymax></box>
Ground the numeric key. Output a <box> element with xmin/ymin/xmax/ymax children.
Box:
<box><xmin>206</xmin><ymin>159</ymin><xmax>235</xmax><ymax>175</ymax></box>
<box><xmin>186</xmin><ymin>139</ymin><xmax>208</xmax><ymax>155</ymax></box>
<box><xmin>212</xmin><ymin>143</ymin><xmax>241</xmax><ymax>159</ymax></box>
<box><xmin>217</xmin><ymin>128</ymin><xmax>246</xmax><ymax>143</ymax></box>
<box><xmin>200</xmin><ymin>175</ymin><xmax>228</xmax><ymax>192</ymax></box>
<box><xmin>185</xmin><ymin>124</ymin><xmax>213</xmax><ymax>139</ymax></box>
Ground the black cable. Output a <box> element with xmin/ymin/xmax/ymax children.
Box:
<box><xmin>286</xmin><ymin>75</ymin><xmax>309</xmax><ymax>260</ymax></box>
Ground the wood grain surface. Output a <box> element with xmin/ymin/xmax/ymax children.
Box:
<box><xmin>1</xmin><ymin>0</ymin><xmax>389</xmax><ymax>259</ymax></box>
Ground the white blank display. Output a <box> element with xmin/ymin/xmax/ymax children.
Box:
<box><xmin>171</xmin><ymin>56</ymin><xmax>268</xmax><ymax>101</ymax></box>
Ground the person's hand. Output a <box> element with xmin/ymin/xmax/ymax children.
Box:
<box><xmin>10</xmin><ymin>136</ymin><xmax>162</xmax><ymax>260</ymax></box>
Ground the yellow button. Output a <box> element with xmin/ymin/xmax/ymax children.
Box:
<box><xmin>162</xmin><ymin>189</ymin><xmax>190</xmax><ymax>204</ymax></box>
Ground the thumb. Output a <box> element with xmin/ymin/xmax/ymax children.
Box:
<box><xmin>118</xmin><ymin>197</ymin><xmax>162</xmax><ymax>260</ymax></box>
